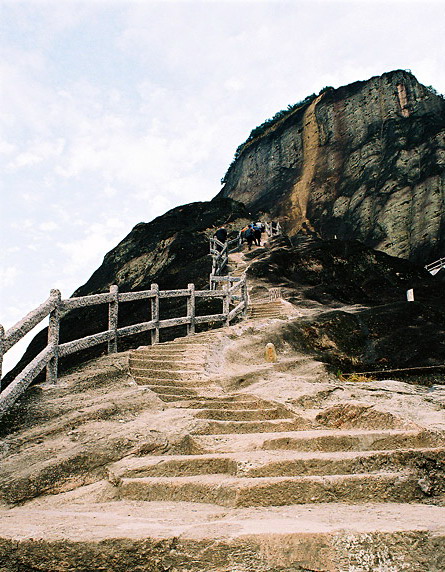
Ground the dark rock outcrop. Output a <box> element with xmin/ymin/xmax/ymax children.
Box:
<box><xmin>248</xmin><ymin>234</ymin><xmax>444</xmax><ymax>375</ymax></box>
<box><xmin>219</xmin><ymin>70</ymin><xmax>445</xmax><ymax>264</ymax></box>
<box><xmin>248</xmin><ymin>234</ymin><xmax>443</xmax><ymax>306</ymax></box>
<box><xmin>286</xmin><ymin>302</ymin><xmax>445</xmax><ymax>375</ymax></box>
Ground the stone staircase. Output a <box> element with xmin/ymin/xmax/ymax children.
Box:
<box><xmin>129</xmin><ymin>336</ymin><xmax>213</xmax><ymax>402</ymax></box>
<box><xmin>2</xmin><ymin>240</ymin><xmax>445</xmax><ymax>570</ymax></box>
<box><xmin>227</xmin><ymin>243</ymin><xmax>289</xmax><ymax>321</ymax></box>
<box><xmin>111</xmin><ymin>421</ymin><xmax>444</xmax><ymax>507</ymax></box>
<box><xmin>248</xmin><ymin>299</ymin><xmax>287</xmax><ymax>320</ymax></box>
<box><xmin>126</xmin><ymin>328</ymin><xmax>445</xmax><ymax>509</ymax></box>
<box><xmin>118</xmin><ymin>243</ymin><xmax>445</xmax><ymax>568</ymax></box>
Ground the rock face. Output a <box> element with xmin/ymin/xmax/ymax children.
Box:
<box><xmin>247</xmin><ymin>235</ymin><xmax>445</xmax><ymax>373</ymax></box>
<box><xmin>219</xmin><ymin>70</ymin><xmax>445</xmax><ymax>263</ymax></box>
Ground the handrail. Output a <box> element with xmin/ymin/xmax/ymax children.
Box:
<box><xmin>209</xmin><ymin>220</ymin><xmax>282</xmax><ymax>287</ymax></box>
<box><xmin>0</xmin><ymin>275</ymin><xmax>248</xmax><ymax>419</ymax></box>
<box><xmin>425</xmin><ymin>257</ymin><xmax>445</xmax><ymax>274</ymax></box>
<box><xmin>4</xmin><ymin>294</ymin><xmax>58</xmax><ymax>352</ymax></box>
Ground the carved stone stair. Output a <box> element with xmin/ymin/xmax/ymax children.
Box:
<box><xmin>129</xmin><ymin>335</ymin><xmax>216</xmax><ymax>402</ymax></box>
<box><xmin>248</xmin><ymin>300</ymin><xmax>287</xmax><ymax>319</ymax></box>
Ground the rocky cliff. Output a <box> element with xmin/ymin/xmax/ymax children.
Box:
<box><xmin>219</xmin><ymin>70</ymin><xmax>445</xmax><ymax>263</ymax></box>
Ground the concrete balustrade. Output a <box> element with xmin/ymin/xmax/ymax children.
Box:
<box><xmin>0</xmin><ymin>276</ymin><xmax>248</xmax><ymax>420</ymax></box>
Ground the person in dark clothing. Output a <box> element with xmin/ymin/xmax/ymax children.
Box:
<box><xmin>215</xmin><ymin>227</ymin><xmax>227</xmax><ymax>243</ymax></box>
<box><xmin>253</xmin><ymin>223</ymin><xmax>262</xmax><ymax>246</ymax></box>
<box><xmin>245</xmin><ymin>224</ymin><xmax>254</xmax><ymax>250</ymax></box>
<box><xmin>214</xmin><ymin>227</ymin><xmax>227</xmax><ymax>252</ymax></box>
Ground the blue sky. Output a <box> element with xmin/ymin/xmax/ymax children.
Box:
<box><xmin>1</xmin><ymin>0</ymin><xmax>445</xmax><ymax>372</ymax></box>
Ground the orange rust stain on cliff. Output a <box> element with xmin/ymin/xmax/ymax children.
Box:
<box><xmin>397</xmin><ymin>83</ymin><xmax>410</xmax><ymax>117</ymax></box>
<box><xmin>289</xmin><ymin>94</ymin><xmax>324</xmax><ymax>233</ymax></box>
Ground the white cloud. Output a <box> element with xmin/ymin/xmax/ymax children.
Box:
<box><xmin>56</xmin><ymin>218</ymin><xmax>128</xmax><ymax>280</ymax></box>
<box><xmin>38</xmin><ymin>221</ymin><xmax>59</xmax><ymax>232</ymax></box>
<box><xmin>0</xmin><ymin>266</ymin><xmax>19</xmax><ymax>288</ymax></box>
<box><xmin>0</xmin><ymin>140</ymin><xmax>16</xmax><ymax>155</ymax></box>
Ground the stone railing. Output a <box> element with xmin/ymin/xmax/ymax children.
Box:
<box><xmin>264</xmin><ymin>221</ymin><xmax>282</xmax><ymax>236</ymax></box>
<box><xmin>209</xmin><ymin>221</ymin><xmax>282</xmax><ymax>285</ymax></box>
<box><xmin>209</xmin><ymin>233</ymin><xmax>242</xmax><ymax>279</ymax></box>
<box><xmin>0</xmin><ymin>276</ymin><xmax>248</xmax><ymax>419</ymax></box>
<box><xmin>425</xmin><ymin>257</ymin><xmax>445</xmax><ymax>276</ymax></box>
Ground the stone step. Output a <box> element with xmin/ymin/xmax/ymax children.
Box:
<box><xmin>249</xmin><ymin>307</ymin><xmax>284</xmax><ymax>312</ymax></box>
<box><xmin>181</xmin><ymin>398</ymin><xmax>266</xmax><ymax>410</ymax></box>
<box><xmin>130</xmin><ymin>368</ymin><xmax>204</xmax><ymax>381</ymax></box>
<box><xmin>249</xmin><ymin>313</ymin><xmax>285</xmax><ymax>319</ymax></box>
<box><xmin>130</xmin><ymin>365</ymin><xmax>205</xmax><ymax>377</ymax></box>
<box><xmin>249</xmin><ymin>309</ymin><xmax>285</xmax><ymax>315</ymax></box>
<box><xmin>145</xmin><ymin>385</ymin><xmax>198</xmax><ymax>397</ymax></box>
<box><xmin>249</xmin><ymin>310</ymin><xmax>284</xmax><ymax>315</ymax></box>
<box><xmin>249</xmin><ymin>307</ymin><xmax>285</xmax><ymax>313</ymax></box>
<box><xmin>132</xmin><ymin>347</ymin><xmax>207</xmax><ymax>357</ymax></box>
<box><xmin>2</xmin><ymin>501</ymin><xmax>444</xmax><ymax>570</ymax></box>
<box><xmin>162</xmin><ymin>340</ymin><xmax>214</xmax><ymax>347</ymax></box>
<box><xmin>155</xmin><ymin>394</ymin><xmax>190</xmax><ymax>403</ymax></box>
<box><xmin>129</xmin><ymin>357</ymin><xmax>205</xmax><ymax>367</ymax></box>
<box><xmin>131</xmin><ymin>377</ymin><xmax>210</xmax><ymax>388</ymax></box>
<box><xmin>192</xmin><ymin>417</ymin><xmax>312</xmax><ymax>435</ymax></box>
<box><xmin>193</xmin><ymin>407</ymin><xmax>294</xmax><ymax>421</ymax></box>
<box><xmin>118</xmin><ymin>471</ymin><xmax>423</xmax><ymax>506</ymax></box>
<box><xmin>132</xmin><ymin>356</ymin><xmax>206</xmax><ymax>366</ymax></box>
<box><xmin>130</xmin><ymin>364</ymin><xmax>204</xmax><ymax>376</ymax></box>
<box><xmin>193</xmin><ymin>429</ymin><xmax>443</xmax><ymax>453</ymax></box>
<box><xmin>249</xmin><ymin>306</ymin><xmax>284</xmax><ymax>312</ymax></box>
<box><xmin>109</xmin><ymin>447</ymin><xmax>445</xmax><ymax>479</ymax></box>
<box><xmin>262</xmin><ymin>429</ymin><xmax>444</xmax><ymax>452</ymax></box>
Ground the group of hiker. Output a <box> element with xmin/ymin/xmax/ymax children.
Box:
<box><xmin>241</xmin><ymin>222</ymin><xmax>264</xmax><ymax>250</ymax></box>
<box><xmin>213</xmin><ymin>222</ymin><xmax>265</xmax><ymax>252</ymax></box>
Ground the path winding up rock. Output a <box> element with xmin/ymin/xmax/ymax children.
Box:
<box><xmin>0</xmin><ymin>243</ymin><xmax>444</xmax><ymax>571</ymax></box>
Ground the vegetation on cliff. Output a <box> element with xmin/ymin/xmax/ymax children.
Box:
<box><xmin>221</xmin><ymin>86</ymin><xmax>333</xmax><ymax>184</ymax></box>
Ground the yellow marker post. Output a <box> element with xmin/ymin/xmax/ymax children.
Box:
<box><xmin>265</xmin><ymin>342</ymin><xmax>278</xmax><ymax>362</ymax></box>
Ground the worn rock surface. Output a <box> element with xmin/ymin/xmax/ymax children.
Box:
<box><xmin>219</xmin><ymin>70</ymin><xmax>445</xmax><ymax>264</ymax></box>
<box><xmin>1</xmin><ymin>239</ymin><xmax>444</xmax><ymax>571</ymax></box>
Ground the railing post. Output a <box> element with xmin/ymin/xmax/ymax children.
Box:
<box><xmin>242</xmin><ymin>276</ymin><xmax>248</xmax><ymax>316</ymax></box>
<box><xmin>46</xmin><ymin>289</ymin><xmax>61</xmax><ymax>384</ymax></box>
<box><xmin>151</xmin><ymin>283</ymin><xmax>160</xmax><ymax>345</ymax></box>
<box><xmin>0</xmin><ymin>325</ymin><xmax>4</xmax><ymax>392</ymax></box>
<box><xmin>108</xmin><ymin>285</ymin><xmax>119</xmax><ymax>354</ymax></box>
<box><xmin>223</xmin><ymin>282</ymin><xmax>230</xmax><ymax>326</ymax></box>
<box><xmin>187</xmin><ymin>283</ymin><xmax>196</xmax><ymax>335</ymax></box>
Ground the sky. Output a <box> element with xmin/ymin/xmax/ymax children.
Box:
<box><xmin>1</xmin><ymin>0</ymin><xmax>445</xmax><ymax>373</ymax></box>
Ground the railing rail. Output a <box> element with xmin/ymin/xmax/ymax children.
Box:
<box><xmin>0</xmin><ymin>276</ymin><xmax>248</xmax><ymax>419</ymax></box>
<box><xmin>209</xmin><ymin>220</ymin><xmax>282</xmax><ymax>287</ymax></box>
<box><xmin>425</xmin><ymin>257</ymin><xmax>445</xmax><ymax>275</ymax></box>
